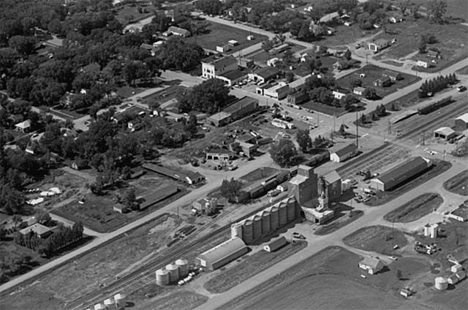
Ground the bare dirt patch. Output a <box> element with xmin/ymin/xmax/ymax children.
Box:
<box><xmin>443</xmin><ymin>170</ymin><xmax>468</xmax><ymax>196</ymax></box>
<box><xmin>384</xmin><ymin>193</ymin><xmax>443</xmax><ymax>223</ymax></box>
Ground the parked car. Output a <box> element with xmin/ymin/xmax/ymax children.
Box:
<box><xmin>457</xmin><ymin>85</ymin><xmax>467</xmax><ymax>92</ymax></box>
<box><xmin>292</xmin><ymin>232</ymin><xmax>306</xmax><ymax>240</ymax></box>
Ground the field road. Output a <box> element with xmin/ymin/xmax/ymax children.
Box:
<box><xmin>0</xmin><ymin>153</ymin><xmax>275</xmax><ymax>294</ymax></box>
<box><xmin>195</xmin><ymin>161</ymin><xmax>467</xmax><ymax>310</ymax></box>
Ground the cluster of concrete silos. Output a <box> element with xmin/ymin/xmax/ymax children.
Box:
<box><xmin>231</xmin><ymin>197</ymin><xmax>299</xmax><ymax>245</ymax></box>
<box><xmin>155</xmin><ymin>258</ymin><xmax>189</xmax><ymax>286</ymax></box>
<box><xmin>90</xmin><ymin>293</ymin><xmax>125</xmax><ymax>310</ymax></box>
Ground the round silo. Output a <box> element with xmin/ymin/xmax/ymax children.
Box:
<box><xmin>176</xmin><ymin>258</ymin><xmax>189</xmax><ymax>278</ymax></box>
<box><xmin>279</xmin><ymin>202</ymin><xmax>288</xmax><ymax>227</ymax></box>
<box><xmin>253</xmin><ymin>215</ymin><xmax>262</xmax><ymax>240</ymax></box>
<box><xmin>114</xmin><ymin>293</ymin><xmax>125</xmax><ymax>307</ymax></box>
<box><xmin>166</xmin><ymin>263</ymin><xmax>180</xmax><ymax>284</ymax></box>
<box><xmin>435</xmin><ymin>277</ymin><xmax>448</xmax><ymax>290</ymax></box>
<box><xmin>243</xmin><ymin>219</ymin><xmax>254</xmax><ymax>244</ymax></box>
<box><xmin>231</xmin><ymin>222</ymin><xmax>243</xmax><ymax>239</ymax></box>
<box><xmin>104</xmin><ymin>298</ymin><xmax>115</xmax><ymax>308</ymax></box>
<box><xmin>94</xmin><ymin>303</ymin><xmax>104</xmax><ymax>310</ymax></box>
<box><xmin>287</xmin><ymin>197</ymin><xmax>296</xmax><ymax>222</ymax></box>
<box><xmin>156</xmin><ymin>268</ymin><xmax>170</xmax><ymax>286</ymax></box>
<box><xmin>261</xmin><ymin>211</ymin><xmax>271</xmax><ymax>235</ymax></box>
<box><xmin>270</xmin><ymin>206</ymin><xmax>279</xmax><ymax>231</ymax></box>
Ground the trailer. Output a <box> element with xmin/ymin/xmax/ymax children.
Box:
<box><xmin>418</xmin><ymin>96</ymin><xmax>453</xmax><ymax>115</ymax></box>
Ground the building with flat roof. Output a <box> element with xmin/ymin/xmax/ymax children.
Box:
<box><xmin>20</xmin><ymin>223</ymin><xmax>53</xmax><ymax>239</ymax></box>
<box><xmin>202</xmin><ymin>56</ymin><xmax>238</xmax><ymax>79</ymax></box>
<box><xmin>217</xmin><ymin>69</ymin><xmax>245</xmax><ymax>86</ymax></box>
<box><xmin>248</xmin><ymin>67</ymin><xmax>280</xmax><ymax>84</ymax></box>
<box><xmin>207</xmin><ymin>96</ymin><xmax>258</xmax><ymax>127</ymax></box>
<box><xmin>256</xmin><ymin>82</ymin><xmax>290</xmax><ymax>100</ymax></box>
<box><xmin>368</xmin><ymin>39</ymin><xmax>390</xmax><ymax>53</ymax></box>
<box><xmin>165</xmin><ymin>26</ymin><xmax>191</xmax><ymax>37</ymax></box>
<box><xmin>196</xmin><ymin>237</ymin><xmax>248</xmax><ymax>270</ymax></box>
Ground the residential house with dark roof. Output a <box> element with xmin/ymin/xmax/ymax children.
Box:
<box><xmin>165</xmin><ymin>26</ymin><xmax>191</xmax><ymax>37</ymax></box>
<box><xmin>80</xmin><ymin>62</ymin><xmax>101</xmax><ymax>75</ymax></box>
<box><xmin>383</xmin><ymin>70</ymin><xmax>402</xmax><ymax>82</ymax></box>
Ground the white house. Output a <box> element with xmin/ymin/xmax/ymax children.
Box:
<box><xmin>359</xmin><ymin>256</ymin><xmax>383</xmax><ymax>275</ymax></box>
<box><xmin>15</xmin><ymin>120</ymin><xmax>31</xmax><ymax>133</ymax></box>
<box><xmin>332</xmin><ymin>90</ymin><xmax>346</xmax><ymax>100</ymax></box>
<box><xmin>353</xmin><ymin>87</ymin><xmax>365</xmax><ymax>96</ymax></box>
<box><xmin>417</xmin><ymin>60</ymin><xmax>429</xmax><ymax>68</ymax></box>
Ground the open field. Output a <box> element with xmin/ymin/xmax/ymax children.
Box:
<box><xmin>384</xmin><ymin>193</ymin><xmax>443</xmax><ymax>223</ymax></box>
<box><xmin>134</xmin><ymin>290</ymin><xmax>208</xmax><ymax>310</ymax></box>
<box><xmin>220</xmin><ymin>246</ymin><xmax>429</xmax><ymax>310</ymax></box>
<box><xmin>186</xmin><ymin>21</ymin><xmax>268</xmax><ymax>53</ymax></box>
<box><xmin>443</xmin><ymin>170</ymin><xmax>468</xmax><ymax>196</ymax></box>
<box><xmin>0</xmin><ymin>214</ymin><xmax>182</xmax><ymax>309</ymax></box>
<box><xmin>364</xmin><ymin>160</ymin><xmax>452</xmax><ymax>207</ymax></box>
<box><xmin>301</xmin><ymin>100</ymin><xmax>345</xmax><ymax>116</ymax></box>
<box><xmin>204</xmin><ymin>241</ymin><xmax>307</xmax><ymax>294</ymax></box>
<box><xmin>343</xmin><ymin>225</ymin><xmax>408</xmax><ymax>255</ymax></box>
<box><xmin>336</xmin><ymin>64</ymin><xmax>420</xmax><ymax>99</ymax></box>
<box><xmin>318</xmin><ymin>24</ymin><xmax>379</xmax><ymax>48</ymax></box>
<box><xmin>410</xmin><ymin>0</ymin><xmax>468</xmax><ymax>20</ymax></box>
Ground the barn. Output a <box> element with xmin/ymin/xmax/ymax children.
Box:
<box><xmin>370</xmin><ymin>157</ymin><xmax>432</xmax><ymax>191</ymax></box>
<box><xmin>196</xmin><ymin>237</ymin><xmax>248</xmax><ymax>270</ymax></box>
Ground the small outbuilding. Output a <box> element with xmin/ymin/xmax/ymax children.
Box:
<box><xmin>447</xmin><ymin>274</ymin><xmax>459</xmax><ymax>285</ymax></box>
<box><xmin>358</xmin><ymin>256</ymin><xmax>384</xmax><ymax>275</ymax></box>
<box><xmin>434</xmin><ymin>127</ymin><xmax>456</xmax><ymax>140</ymax></box>
<box><xmin>330</xmin><ymin>143</ymin><xmax>357</xmax><ymax>163</ymax></box>
<box><xmin>196</xmin><ymin>237</ymin><xmax>248</xmax><ymax>270</ymax></box>
<box><xmin>113</xmin><ymin>203</ymin><xmax>129</xmax><ymax>213</ymax></box>
<box><xmin>264</xmin><ymin>236</ymin><xmax>288</xmax><ymax>252</ymax></box>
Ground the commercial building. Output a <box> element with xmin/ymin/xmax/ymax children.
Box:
<box><xmin>217</xmin><ymin>69</ymin><xmax>245</xmax><ymax>86</ymax></box>
<box><xmin>202</xmin><ymin>56</ymin><xmax>238</xmax><ymax>79</ymax></box>
<box><xmin>370</xmin><ymin>157</ymin><xmax>432</xmax><ymax>191</ymax></box>
<box><xmin>196</xmin><ymin>237</ymin><xmax>248</xmax><ymax>270</ymax></box>
<box><xmin>330</xmin><ymin>143</ymin><xmax>357</xmax><ymax>163</ymax></box>
<box><xmin>20</xmin><ymin>223</ymin><xmax>54</xmax><ymax>239</ymax></box>
<box><xmin>434</xmin><ymin>127</ymin><xmax>456</xmax><ymax>140</ymax></box>
<box><xmin>248</xmin><ymin>67</ymin><xmax>280</xmax><ymax>84</ymax></box>
<box><xmin>287</xmin><ymin>92</ymin><xmax>309</xmax><ymax>105</ymax></box>
<box><xmin>454</xmin><ymin>113</ymin><xmax>468</xmax><ymax>131</ymax></box>
<box><xmin>359</xmin><ymin>256</ymin><xmax>383</xmax><ymax>275</ymax></box>
<box><xmin>207</xmin><ymin>96</ymin><xmax>258</xmax><ymax>127</ymax></box>
<box><xmin>256</xmin><ymin>82</ymin><xmax>290</xmax><ymax>100</ymax></box>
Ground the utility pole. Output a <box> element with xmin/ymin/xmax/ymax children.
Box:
<box><xmin>332</xmin><ymin>112</ymin><xmax>336</xmax><ymax>143</ymax></box>
<box><xmin>422</xmin><ymin>131</ymin><xmax>425</xmax><ymax>146</ymax></box>
<box><xmin>356</xmin><ymin>112</ymin><xmax>359</xmax><ymax>148</ymax></box>
<box><xmin>388</xmin><ymin>120</ymin><xmax>391</xmax><ymax>135</ymax></box>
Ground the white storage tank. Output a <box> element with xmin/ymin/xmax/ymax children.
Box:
<box><xmin>156</xmin><ymin>268</ymin><xmax>170</xmax><ymax>286</ymax></box>
<box><xmin>270</xmin><ymin>206</ymin><xmax>279</xmax><ymax>231</ymax></box>
<box><xmin>434</xmin><ymin>277</ymin><xmax>448</xmax><ymax>290</ymax></box>
<box><xmin>287</xmin><ymin>197</ymin><xmax>296</xmax><ymax>222</ymax></box>
<box><xmin>94</xmin><ymin>303</ymin><xmax>104</xmax><ymax>310</ymax></box>
<box><xmin>423</xmin><ymin>224</ymin><xmax>431</xmax><ymax>237</ymax></box>
<box><xmin>278</xmin><ymin>202</ymin><xmax>288</xmax><ymax>227</ymax></box>
<box><xmin>243</xmin><ymin>219</ymin><xmax>254</xmax><ymax>244</ymax></box>
<box><xmin>261</xmin><ymin>211</ymin><xmax>271</xmax><ymax>235</ymax></box>
<box><xmin>231</xmin><ymin>222</ymin><xmax>243</xmax><ymax>239</ymax></box>
<box><xmin>104</xmin><ymin>298</ymin><xmax>115</xmax><ymax>308</ymax></box>
<box><xmin>176</xmin><ymin>258</ymin><xmax>189</xmax><ymax>278</ymax></box>
<box><xmin>166</xmin><ymin>263</ymin><xmax>180</xmax><ymax>284</ymax></box>
<box><xmin>253</xmin><ymin>214</ymin><xmax>262</xmax><ymax>240</ymax></box>
<box><xmin>114</xmin><ymin>293</ymin><xmax>125</xmax><ymax>307</ymax></box>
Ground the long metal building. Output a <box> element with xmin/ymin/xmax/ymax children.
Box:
<box><xmin>196</xmin><ymin>237</ymin><xmax>248</xmax><ymax>270</ymax></box>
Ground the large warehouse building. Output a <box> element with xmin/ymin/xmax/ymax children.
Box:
<box><xmin>196</xmin><ymin>237</ymin><xmax>248</xmax><ymax>270</ymax></box>
<box><xmin>371</xmin><ymin>156</ymin><xmax>432</xmax><ymax>191</ymax></box>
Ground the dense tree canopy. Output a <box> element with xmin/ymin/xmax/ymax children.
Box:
<box><xmin>177</xmin><ymin>78</ymin><xmax>232</xmax><ymax>114</ymax></box>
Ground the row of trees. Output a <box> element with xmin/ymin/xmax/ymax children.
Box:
<box><xmin>419</xmin><ymin>74</ymin><xmax>457</xmax><ymax>98</ymax></box>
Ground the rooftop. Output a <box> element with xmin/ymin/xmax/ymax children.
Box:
<box><xmin>360</xmin><ymin>256</ymin><xmax>382</xmax><ymax>269</ymax></box>
<box><xmin>198</xmin><ymin>237</ymin><xmax>246</xmax><ymax>263</ymax></box>
<box><xmin>455</xmin><ymin>113</ymin><xmax>468</xmax><ymax>123</ymax></box>
<box><xmin>20</xmin><ymin>223</ymin><xmax>52</xmax><ymax>236</ymax></box>
<box><xmin>223</xmin><ymin>96</ymin><xmax>258</xmax><ymax>114</ymax></box>
<box><xmin>434</xmin><ymin>127</ymin><xmax>455</xmax><ymax>136</ymax></box>
<box><xmin>253</xmin><ymin>66</ymin><xmax>280</xmax><ymax>79</ymax></box>
<box><xmin>333</xmin><ymin>143</ymin><xmax>357</xmax><ymax>157</ymax></box>
<box><xmin>323</xmin><ymin>170</ymin><xmax>341</xmax><ymax>184</ymax></box>
<box><xmin>376</xmin><ymin>157</ymin><xmax>430</xmax><ymax>185</ymax></box>
<box><xmin>220</xmin><ymin>69</ymin><xmax>245</xmax><ymax>81</ymax></box>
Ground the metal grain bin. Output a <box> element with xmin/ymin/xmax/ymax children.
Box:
<box><xmin>261</xmin><ymin>211</ymin><xmax>271</xmax><ymax>235</ymax></box>
<box><xmin>243</xmin><ymin>219</ymin><xmax>254</xmax><ymax>244</ymax></box>
<box><xmin>278</xmin><ymin>202</ymin><xmax>288</xmax><ymax>227</ymax></box>
<box><xmin>269</xmin><ymin>206</ymin><xmax>279</xmax><ymax>231</ymax></box>
<box><xmin>253</xmin><ymin>215</ymin><xmax>262</xmax><ymax>240</ymax></box>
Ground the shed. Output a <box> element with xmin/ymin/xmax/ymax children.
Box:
<box><xmin>358</xmin><ymin>256</ymin><xmax>383</xmax><ymax>275</ymax></box>
<box><xmin>196</xmin><ymin>237</ymin><xmax>248</xmax><ymax>270</ymax></box>
<box><xmin>330</xmin><ymin>143</ymin><xmax>357</xmax><ymax>162</ymax></box>
<box><xmin>447</xmin><ymin>274</ymin><xmax>459</xmax><ymax>285</ymax></box>
<box><xmin>434</xmin><ymin>127</ymin><xmax>456</xmax><ymax>140</ymax></box>
<box><xmin>264</xmin><ymin>236</ymin><xmax>288</xmax><ymax>252</ymax></box>
<box><xmin>454</xmin><ymin>113</ymin><xmax>468</xmax><ymax>131</ymax></box>
<box><xmin>113</xmin><ymin>203</ymin><xmax>129</xmax><ymax>213</ymax></box>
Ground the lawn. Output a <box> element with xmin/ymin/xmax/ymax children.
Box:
<box><xmin>336</xmin><ymin>64</ymin><xmax>420</xmax><ymax>99</ymax></box>
<box><xmin>443</xmin><ymin>170</ymin><xmax>468</xmax><ymax>196</ymax></box>
<box><xmin>203</xmin><ymin>241</ymin><xmax>307</xmax><ymax>293</ymax></box>
<box><xmin>115</xmin><ymin>4</ymin><xmax>155</xmax><ymax>25</ymax></box>
<box><xmin>302</xmin><ymin>100</ymin><xmax>346</xmax><ymax>116</ymax></box>
<box><xmin>383</xmin><ymin>193</ymin><xmax>443</xmax><ymax>223</ymax></box>
<box><xmin>410</xmin><ymin>0</ymin><xmax>468</xmax><ymax>20</ymax></box>
<box><xmin>343</xmin><ymin>225</ymin><xmax>408</xmax><ymax>255</ymax></box>
<box><xmin>132</xmin><ymin>290</ymin><xmax>208</xmax><ymax>310</ymax></box>
<box><xmin>318</xmin><ymin>24</ymin><xmax>380</xmax><ymax>48</ymax></box>
<box><xmin>364</xmin><ymin>160</ymin><xmax>452</xmax><ymax>207</ymax></box>
<box><xmin>186</xmin><ymin>21</ymin><xmax>268</xmax><ymax>53</ymax></box>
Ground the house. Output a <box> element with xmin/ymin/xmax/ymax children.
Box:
<box><xmin>140</xmin><ymin>43</ymin><xmax>158</xmax><ymax>56</ymax></box>
<box><xmin>454</xmin><ymin>113</ymin><xmax>468</xmax><ymax>131</ymax></box>
<box><xmin>216</xmin><ymin>69</ymin><xmax>245</xmax><ymax>86</ymax></box>
<box><xmin>449</xmin><ymin>205</ymin><xmax>468</xmax><ymax>222</ymax></box>
<box><xmin>113</xmin><ymin>203</ymin><xmax>129</xmax><ymax>213</ymax></box>
<box><xmin>257</xmin><ymin>82</ymin><xmax>290</xmax><ymax>100</ymax></box>
<box><xmin>417</xmin><ymin>60</ymin><xmax>429</xmax><ymax>68</ymax></box>
<box><xmin>332</xmin><ymin>90</ymin><xmax>346</xmax><ymax>100</ymax></box>
<box><xmin>80</xmin><ymin>62</ymin><xmax>101</xmax><ymax>75</ymax></box>
<box><xmin>359</xmin><ymin>256</ymin><xmax>384</xmax><ymax>275</ymax></box>
<box><xmin>202</xmin><ymin>56</ymin><xmax>238</xmax><ymax>79</ymax></box>
<box><xmin>207</xmin><ymin>96</ymin><xmax>258</xmax><ymax>127</ymax></box>
<box><xmin>166</xmin><ymin>26</ymin><xmax>191</xmax><ymax>37</ymax></box>
<box><xmin>374</xmin><ymin>76</ymin><xmax>392</xmax><ymax>87</ymax></box>
<box><xmin>20</xmin><ymin>223</ymin><xmax>53</xmax><ymax>239</ymax></box>
<box><xmin>427</xmin><ymin>50</ymin><xmax>440</xmax><ymax>58</ymax></box>
<box><xmin>248</xmin><ymin>67</ymin><xmax>280</xmax><ymax>84</ymax></box>
<box><xmin>216</xmin><ymin>44</ymin><xmax>231</xmax><ymax>53</ymax></box>
<box><xmin>236</xmin><ymin>141</ymin><xmax>257</xmax><ymax>158</ymax></box>
<box><xmin>434</xmin><ymin>127</ymin><xmax>456</xmax><ymax>140</ymax></box>
<box><xmin>319</xmin><ymin>11</ymin><xmax>339</xmax><ymax>23</ymax></box>
<box><xmin>383</xmin><ymin>70</ymin><xmax>402</xmax><ymax>82</ymax></box>
<box><xmin>228</xmin><ymin>40</ymin><xmax>239</xmax><ymax>46</ymax></box>
<box><xmin>196</xmin><ymin>237</ymin><xmax>248</xmax><ymax>270</ymax></box>
<box><xmin>330</xmin><ymin>143</ymin><xmax>357</xmax><ymax>163</ymax></box>
<box><xmin>287</xmin><ymin>92</ymin><xmax>309</xmax><ymax>105</ymax></box>
<box><xmin>400</xmin><ymin>288</ymin><xmax>413</xmax><ymax>298</ymax></box>
<box><xmin>388</xmin><ymin>15</ymin><xmax>402</xmax><ymax>23</ymax></box>
<box><xmin>15</xmin><ymin>120</ymin><xmax>31</xmax><ymax>133</ymax></box>
<box><xmin>368</xmin><ymin>39</ymin><xmax>390</xmax><ymax>53</ymax></box>
<box><xmin>264</xmin><ymin>236</ymin><xmax>288</xmax><ymax>252</ymax></box>
<box><xmin>371</xmin><ymin>157</ymin><xmax>432</xmax><ymax>191</ymax></box>
<box><xmin>353</xmin><ymin>87</ymin><xmax>365</xmax><ymax>96</ymax></box>
<box><xmin>267</xmin><ymin>57</ymin><xmax>280</xmax><ymax>67</ymax></box>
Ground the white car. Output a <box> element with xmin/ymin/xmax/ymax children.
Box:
<box><xmin>388</xmin><ymin>256</ymin><xmax>398</xmax><ymax>261</ymax></box>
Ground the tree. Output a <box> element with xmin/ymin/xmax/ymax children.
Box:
<box><xmin>343</xmin><ymin>49</ymin><xmax>352</xmax><ymax>61</ymax></box>
<box><xmin>122</xmin><ymin>187</ymin><xmax>138</xmax><ymax>210</ymax></box>
<box><xmin>296</xmin><ymin>129</ymin><xmax>313</xmax><ymax>153</ymax></box>
<box><xmin>363</xmin><ymin>87</ymin><xmax>379</xmax><ymax>100</ymax></box>
<box><xmin>0</xmin><ymin>225</ymin><xmax>6</xmax><ymax>240</ymax></box>
<box><xmin>399</xmin><ymin>0</ymin><xmax>411</xmax><ymax>15</ymax></box>
<box><xmin>351</xmin><ymin>78</ymin><xmax>363</xmax><ymax>88</ymax></box>
<box><xmin>285</xmin><ymin>71</ymin><xmax>294</xmax><ymax>83</ymax></box>
<box><xmin>35</xmin><ymin>210</ymin><xmax>53</xmax><ymax>226</ymax></box>
<box><xmin>269</xmin><ymin>139</ymin><xmax>299</xmax><ymax>167</ymax></box>
<box><xmin>184</xmin><ymin>114</ymin><xmax>198</xmax><ymax>136</ymax></box>
<box><xmin>177</xmin><ymin>78</ymin><xmax>232</xmax><ymax>114</ymax></box>
<box><xmin>12</xmin><ymin>215</ymin><xmax>22</xmax><ymax>229</ymax></box>
<box><xmin>157</xmin><ymin>37</ymin><xmax>204</xmax><ymax>72</ymax></box>
<box><xmin>396</xmin><ymin>269</ymin><xmax>403</xmax><ymax>280</ymax></box>
<box><xmin>220</xmin><ymin>178</ymin><xmax>243</xmax><ymax>202</ymax></box>
<box><xmin>429</xmin><ymin>0</ymin><xmax>447</xmax><ymax>24</ymax></box>
<box><xmin>262</xmin><ymin>39</ymin><xmax>274</xmax><ymax>52</ymax></box>
<box><xmin>195</xmin><ymin>0</ymin><xmax>223</xmax><ymax>16</ymax></box>
<box><xmin>8</xmin><ymin>36</ymin><xmax>37</xmax><ymax>56</ymax></box>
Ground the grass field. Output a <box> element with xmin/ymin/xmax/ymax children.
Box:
<box><xmin>302</xmin><ymin>100</ymin><xmax>346</xmax><ymax>116</ymax></box>
<box><xmin>383</xmin><ymin>193</ymin><xmax>443</xmax><ymax>223</ymax></box>
<box><xmin>186</xmin><ymin>21</ymin><xmax>268</xmax><ymax>53</ymax></box>
<box><xmin>364</xmin><ymin>160</ymin><xmax>452</xmax><ymax>207</ymax></box>
<box><xmin>456</xmin><ymin>65</ymin><xmax>468</xmax><ymax>75</ymax></box>
<box><xmin>220</xmin><ymin>246</ymin><xmax>428</xmax><ymax>310</ymax></box>
<box><xmin>343</xmin><ymin>225</ymin><xmax>408</xmax><ymax>255</ymax></box>
<box><xmin>443</xmin><ymin>170</ymin><xmax>468</xmax><ymax>196</ymax></box>
<box><xmin>204</xmin><ymin>241</ymin><xmax>307</xmax><ymax>294</ymax></box>
<box><xmin>410</xmin><ymin>0</ymin><xmax>468</xmax><ymax>20</ymax></box>
<box><xmin>336</xmin><ymin>64</ymin><xmax>420</xmax><ymax>99</ymax></box>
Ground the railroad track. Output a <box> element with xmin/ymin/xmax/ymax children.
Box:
<box><xmin>337</xmin><ymin>100</ymin><xmax>468</xmax><ymax>180</ymax></box>
<box><xmin>68</xmin><ymin>195</ymin><xmax>289</xmax><ymax>310</ymax></box>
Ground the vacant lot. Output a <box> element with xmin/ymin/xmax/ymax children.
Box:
<box><xmin>443</xmin><ymin>170</ymin><xmax>468</xmax><ymax>196</ymax></box>
<box><xmin>384</xmin><ymin>193</ymin><xmax>443</xmax><ymax>223</ymax></box>
<box><xmin>220</xmin><ymin>246</ymin><xmax>428</xmax><ymax>310</ymax></box>
<box><xmin>364</xmin><ymin>160</ymin><xmax>452</xmax><ymax>207</ymax></box>
<box><xmin>204</xmin><ymin>241</ymin><xmax>306</xmax><ymax>293</ymax></box>
<box><xmin>186</xmin><ymin>21</ymin><xmax>268</xmax><ymax>53</ymax></box>
<box><xmin>337</xmin><ymin>64</ymin><xmax>420</xmax><ymax>98</ymax></box>
<box><xmin>319</xmin><ymin>24</ymin><xmax>380</xmax><ymax>48</ymax></box>
<box><xmin>343</xmin><ymin>225</ymin><xmax>408</xmax><ymax>255</ymax></box>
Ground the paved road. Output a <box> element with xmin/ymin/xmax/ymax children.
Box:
<box><xmin>0</xmin><ymin>152</ymin><xmax>274</xmax><ymax>293</ymax></box>
<box><xmin>194</xmin><ymin>161</ymin><xmax>467</xmax><ymax>310</ymax></box>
